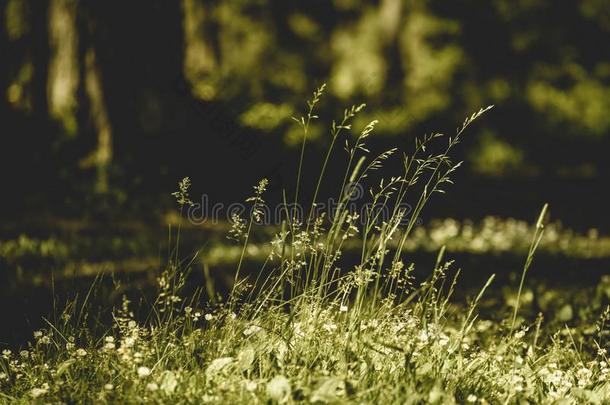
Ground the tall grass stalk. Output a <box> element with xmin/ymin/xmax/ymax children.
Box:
<box><xmin>510</xmin><ymin>203</ymin><xmax>549</xmax><ymax>332</ymax></box>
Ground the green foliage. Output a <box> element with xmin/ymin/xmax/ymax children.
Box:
<box><xmin>176</xmin><ymin>0</ymin><xmax>610</xmax><ymax>172</ymax></box>
<box><xmin>240</xmin><ymin>103</ymin><xmax>294</xmax><ymax>132</ymax></box>
<box><xmin>470</xmin><ymin>131</ymin><xmax>524</xmax><ymax>176</ymax></box>
<box><xmin>527</xmin><ymin>67</ymin><xmax>610</xmax><ymax>135</ymax></box>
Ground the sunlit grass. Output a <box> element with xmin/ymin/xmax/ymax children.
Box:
<box><xmin>3</xmin><ymin>217</ymin><xmax>609</xmax><ymax>282</ymax></box>
<box><xmin>2</xmin><ymin>87</ymin><xmax>610</xmax><ymax>404</ymax></box>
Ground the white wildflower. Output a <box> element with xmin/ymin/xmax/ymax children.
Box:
<box><xmin>122</xmin><ymin>336</ymin><xmax>136</xmax><ymax>348</ymax></box>
<box><xmin>438</xmin><ymin>334</ymin><xmax>450</xmax><ymax>347</ymax></box>
<box><xmin>266</xmin><ymin>375</ymin><xmax>291</xmax><ymax>403</ymax></box>
<box><xmin>244</xmin><ymin>380</ymin><xmax>258</xmax><ymax>392</ymax></box>
<box><xmin>243</xmin><ymin>325</ymin><xmax>262</xmax><ymax>336</ymax></box>
<box><xmin>30</xmin><ymin>388</ymin><xmax>47</xmax><ymax>398</ymax></box>
<box><xmin>514</xmin><ymin>330</ymin><xmax>526</xmax><ymax>340</ymax></box>
<box><xmin>322</xmin><ymin>322</ymin><xmax>338</xmax><ymax>332</ymax></box>
<box><xmin>137</xmin><ymin>366</ymin><xmax>152</xmax><ymax>378</ymax></box>
<box><xmin>30</xmin><ymin>383</ymin><xmax>49</xmax><ymax>398</ymax></box>
<box><xmin>576</xmin><ymin>367</ymin><xmax>592</xmax><ymax>387</ymax></box>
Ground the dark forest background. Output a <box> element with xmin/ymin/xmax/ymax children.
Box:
<box><xmin>2</xmin><ymin>0</ymin><xmax>610</xmax><ymax>227</ymax></box>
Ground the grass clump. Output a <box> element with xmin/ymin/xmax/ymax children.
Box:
<box><xmin>2</xmin><ymin>86</ymin><xmax>610</xmax><ymax>404</ymax></box>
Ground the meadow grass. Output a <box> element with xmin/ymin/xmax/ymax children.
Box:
<box><xmin>2</xmin><ymin>86</ymin><xmax>610</xmax><ymax>404</ymax></box>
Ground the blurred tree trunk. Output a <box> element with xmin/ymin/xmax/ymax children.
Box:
<box><xmin>47</xmin><ymin>0</ymin><xmax>114</xmax><ymax>194</ymax></box>
<box><xmin>379</xmin><ymin>0</ymin><xmax>402</xmax><ymax>43</ymax></box>
<box><xmin>80</xmin><ymin>47</ymin><xmax>112</xmax><ymax>194</ymax></box>
<box><xmin>181</xmin><ymin>0</ymin><xmax>218</xmax><ymax>100</ymax></box>
<box><xmin>47</xmin><ymin>0</ymin><xmax>79</xmax><ymax>134</ymax></box>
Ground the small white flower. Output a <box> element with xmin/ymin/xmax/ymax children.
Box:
<box><xmin>514</xmin><ymin>330</ymin><xmax>526</xmax><ymax>340</ymax></box>
<box><xmin>0</xmin><ymin>372</ymin><xmax>7</xmax><ymax>381</ymax></box>
<box><xmin>105</xmin><ymin>336</ymin><xmax>115</xmax><ymax>343</ymax></box>
<box><xmin>29</xmin><ymin>383</ymin><xmax>49</xmax><ymax>398</ymax></box>
<box><xmin>66</xmin><ymin>342</ymin><xmax>75</xmax><ymax>351</ymax></box>
<box><xmin>123</xmin><ymin>336</ymin><xmax>136</xmax><ymax>348</ymax></box>
<box><xmin>339</xmin><ymin>305</ymin><xmax>348</xmax><ymax>312</ymax></box>
<box><xmin>76</xmin><ymin>348</ymin><xmax>87</xmax><ymax>357</ymax></box>
<box><xmin>30</xmin><ymin>387</ymin><xmax>48</xmax><ymax>398</ymax></box>
<box><xmin>146</xmin><ymin>382</ymin><xmax>159</xmax><ymax>392</ymax></box>
<box><xmin>205</xmin><ymin>313</ymin><xmax>214</xmax><ymax>321</ymax></box>
<box><xmin>322</xmin><ymin>323</ymin><xmax>337</xmax><ymax>332</ymax></box>
<box><xmin>202</xmin><ymin>394</ymin><xmax>218</xmax><ymax>403</ymax></box>
<box><xmin>467</xmin><ymin>394</ymin><xmax>478</xmax><ymax>403</ymax></box>
<box><xmin>104</xmin><ymin>383</ymin><xmax>114</xmax><ymax>391</ymax></box>
<box><xmin>34</xmin><ymin>330</ymin><xmax>43</xmax><ymax>338</ymax></box>
<box><xmin>243</xmin><ymin>325</ymin><xmax>262</xmax><ymax>336</ymax></box>
<box><xmin>244</xmin><ymin>380</ymin><xmax>257</xmax><ymax>392</ymax></box>
<box><xmin>438</xmin><ymin>334</ymin><xmax>450</xmax><ymax>347</ymax></box>
<box><xmin>104</xmin><ymin>342</ymin><xmax>116</xmax><ymax>351</ymax></box>
<box><xmin>137</xmin><ymin>366</ymin><xmax>152</xmax><ymax>378</ymax></box>
<box><xmin>266</xmin><ymin>375</ymin><xmax>291</xmax><ymax>403</ymax></box>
